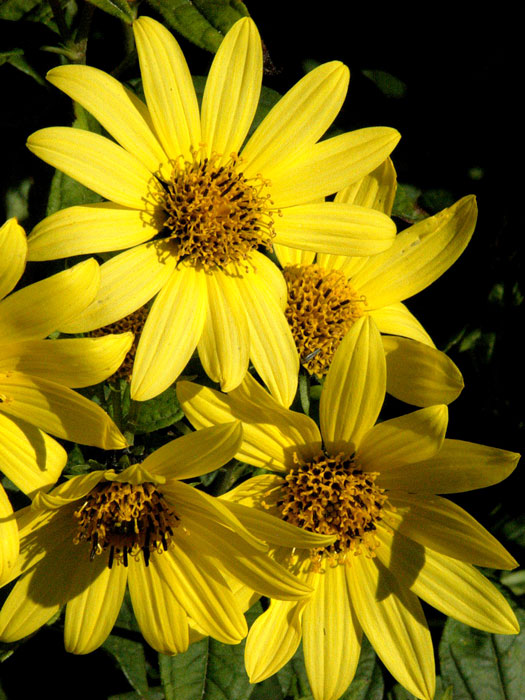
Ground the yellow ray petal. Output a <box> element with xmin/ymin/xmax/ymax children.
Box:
<box><xmin>245</xmin><ymin>597</ymin><xmax>308</xmax><ymax>682</ymax></box>
<box><xmin>0</xmin><ymin>372</ymin><xmax>127</xmax><ymax>449</ymax></box>
<box><xmin>128</xmin><ymin>554</ymin><xmax>190</xmax><ymax>654</ymax></box>
<box><xmin>274</xmin><ymin>243</ymin><xmax>316</xmax><ymax>268</ymax></box>
<box><xmin>133</xmin><ymin>16</ymin><xmax>200</xmax><ymax>160</ymax></box>
<box><xmin>27</xmin><ymin>203</ymin><xmax>158</xmax><ymax>261</ymax></box>
<box><xmin>201</xmin><ymin>18</ymin><xmax>261</xmax><ymax>158</ymax></box>
<box><xmin>268</xmin><ymin>127</ymin><xmax>400</xmax><ymax>208</ymax></box>
<box><xmin>359</xmin><ymin>405</ymin><xmax>448</xmax><ymax>473</ymax></box>
<box><xmin>131</xmin><ymin>264</ymin><xmax>207</xmax><ymax>401</ymax></box>
<box><xmin>383</xmin><ymin>336</ymin><xmax>463</xmax><ymax>406</ymax></box>
<box><xmin>47</xmin><ymin>64</ymin><xmax>168</xmax><ymax>174</ymax></box>
<box><xmin>27</xmin><ymin>127</ymin><xmax>153</xmax><ymax>209</ymax></box>
<box><xmin>154</xmin><ymin>540</ymin><xmax>247</xmax><ymax>644</ymax></box>
<box><xmin>242</xmin><ymin>61</ymin><xmax>349</xmax><ymax>177</ymax></box>
<box><xmin>232</xmin><ymin>271</ymin><xmax>299</xmax><ymax>407</ymax></box>
<box><xmin>177</xmin><ymin>378</ymin><xmax>321</xmax><ymax>470</ymax></box>
<box><xmin>274</xmin><ymin>202</ymin><xmax>396</xmax><ymax>256</ymax></box>
<box><xmin>352</xmin><ymin>195</ymin><xmax>478</xmax><ymax>308</ymax></box>
<box><xmin>335</xmin><ymin>157</ymin><xmax>397</xmax><ymax>215</ymax></box>
<box><xmin>370</xmin><ymin>303</ymin><xmax>435</xmax><ymax>346</ymax></box>
<box><xmin>249</xmin><ymin>250</ymin><xmax>288</xmax><ymax>309</ymax></box>
<box><xmin>0</xmin><ymin>484</ymin><xmax>18</xmax><ymax>586</ymax></box>
<box><xmin>142</xmin><ymin>421</ymin><xmax>243</xmax><ymax>480</ymax></box>
<box><xmin>320</xmin><ymin>316</ymin><xmax>386</xmax><ymax>453</ymax></box>
<box><xmin>376</xmin><ymin>526</ymin><xmax>519</xmax><ymax>634</ymax></box>
<box><xmin>0</xmin><ymin>258</ymin><xmax>99</xmax><ymax>343</ymax></box>
<box><xmin>0</xmin><ymin>218</ymin><xmax>27</xmax><ymax>301</ymax></box>
<box><xmin>219</xmin><ymin>474</ymin><xmax>284</xmax><ymax>508</ymax></box>
<box><xmin>0</xmin><ymin>412</ymin><xmax>66</xmax><ymax>497</ymax></box>
<box><xmin>377</xmin><ymin>438</ymin><xmax>520</xmax><ymax>493</ymax></box>
<box><xmin>64</xmin><ymin>554</ymin><xmax>127</xmax><ymax>654</ymax></box>
<box><xmin>0</xmin><ymin>334</ymin><xmax>133</xmax><ymax>388</ymax></box>
<box><xmin>59</xmin><ymin>242</ymin><xmax>176</xmax><ymax>334</ymax></box>
<box><xmin>303</xmin><ymin>565</ymin><xmax>362</xmax><ymax>700</ymax></box>
<box><xmin>384</xmin><ymin>493</ymin><xmax>518</xmax><ymax>569</ymax></box>
<box><xmin>197</xmin><ymin>268</ymin><xmax>250</xmax><ymax>392</ymax></box>
<box><xmin>347</xmin><ymin>555</ymin><xmax>435</xmax><ymax>700</ymax></box>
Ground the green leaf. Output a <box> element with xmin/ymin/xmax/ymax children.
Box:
<box><xmin>133</xmin><ymin>386</ymin><xmax>183</xmax><ymax>434</ymax></box>
<box><xmin>386</xmin><ymin>677</ymin><xmax>449</xmax><ymax>700</ymax></box>
<box><xmin>362</xmin><ymin>70</ymin><xmax>407</xmax><ymax>99</ymax></box>
<box><xmin>0</xmin><ymin>0</ymin><xmax>44</xmax><ymax>20</ymax></box>
<box><xmin>86</xmin><ymin>0</ymin><xmax>134</xmax><ymax>23</ymax></box>
<box><xmin>392</xmin><ymin>183</ymin><xmax>428</xmax><ymax>223</ymax></box>
<box><xmin>159</xmin><ymin>603</ymin><xmax>261</xmax><ymax>700</ymax></box>
<box><xmin>439</xmin><ymin>592</ymin><xmax>525</xmax><ymax>700</ymax></box>
<box><xmin>0</xmin><ymin>49</ymin><xmax>45</xmax><ymax>85</ymax></box>
<box><xmin>145</xmin><ymin>0</ymin><xmax>249</xmax><ymax>53</ymax></box>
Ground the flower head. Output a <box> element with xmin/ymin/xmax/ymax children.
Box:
<box><xmin>0</xmin><ymin>422</ymin><xmax>330</xmax><ymax>654</ymax></box>
<box><xmin>26</xmin><ymin>16</ymin><xmax>399</xmax><ymax>405</ymax></box>
<box><xmin>177</xmin><ymin>317</ymin><xmax>520</xmax><ymax>700</ymax></box>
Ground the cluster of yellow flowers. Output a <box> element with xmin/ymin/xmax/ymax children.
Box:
<box><xmin>0</xmin><ymin>16</ymin><xmax>520</xmax><ymax>700</ymax></box>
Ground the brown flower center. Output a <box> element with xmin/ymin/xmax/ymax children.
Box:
<box><xmin>152</xmin><ymin>147</ymin><xmax>276</xmax><ymax>270</ymax></box>
<box><xmin>74</xmin><ymin>481</ymin><xmax>179</xmax><ymax>568</ymax></box>
<box><xmin>284</xmin><ymin>264</ymin><xmax>367</xmax><ymax>376</ymax></box>
<box><xmin>277</xmin><ymin>452</ymin><xmax>388</xmax><ymax>570</ymax></box>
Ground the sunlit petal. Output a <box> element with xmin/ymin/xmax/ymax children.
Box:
<box><xmin>0</xmin><ymin>219</ymin><xmax>27</xmax><ymax>300</ymax></box>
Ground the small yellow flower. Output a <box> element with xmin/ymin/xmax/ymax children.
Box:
<box><xmin>178</xmin><ymin>317</ymin><xmax>520</xmax><ymax>700</ymax></box>
<box><xmin>0</xmin><ymin>423</ymin><xmax>329</xmax><ymax>655</ymax></box>
<box><xmin>277</xmin><ymin>159</ymin><xmax>476</xmax><ymax>406</ymax></box>
<box><xmin>25</xmin><ymin>16</ymin><xmax>400</xmax><ymax>405</ymax></box>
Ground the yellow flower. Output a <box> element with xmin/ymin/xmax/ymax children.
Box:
<box><xmin>177</xmin><ymin>317</ymin><xmax>520</xmax><ymax>700</ymax></box>
<box><xmin>25</xmin><ymin>16</ymin><xmax>399</xmax><ymax>405</ymax></box>
<box><xmin>277</xmin><ymin>159</ymin><xmax>476</xmax><ymax>406</ymax></box>
<box><xmin>0</xmin><ymin>423</ymin><xmax>332</xmax><ymax>655</ymax></box>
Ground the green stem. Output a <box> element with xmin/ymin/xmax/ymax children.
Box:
<box><xmin>48</xmin><ymin>0</ymin><xmax>70</xmax><ymax>41</ymax></box>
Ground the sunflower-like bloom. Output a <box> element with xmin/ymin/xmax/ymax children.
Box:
<box><xmin>25</xmin><ymin>16</ymin><xmax>400</xmax><ymax>405</ymax></box>
<box><xmin>277</xmin><ymin>159</ymin><xmax>476</xmax><ymax>406</ymax></box>
<box><xmin>177</xmin><ymin>317</ymin><xmax>520</xmax><ymax>700</ymax></box>
<box><xmin>0</xmin><ymin>422</ymin><xmax>337</xmax><ymax>655</ymax></box>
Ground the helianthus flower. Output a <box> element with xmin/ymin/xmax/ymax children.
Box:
<box><xmin>177</xmin><ymin>317</ymin><xmax>520</xmax><ymax>700</ymax></box>
<box><xmin>277</xmin><ymin>158</ymin><xmax>475</xmax><ymax>406</ymax></box>
<box><xmin>25</xmin><ymin>16</ymin><xmax>399</xmax><ymax>405</ymax></box>
<box><xmin>0</xmin><ymin>422</ymin><xmax>335</xmax><ymax>655</ymax></box>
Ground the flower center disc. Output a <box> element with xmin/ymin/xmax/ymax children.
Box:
<box><xmin>278</xmin><ymin>452</ymin><xmax>388</xmax><ymax>570</ymax></box>
<box><xmin>155</xmin><ymin>148</ymin><xmax>276</xmax><ymax>270</ymax></box>
<box><xmin>74</xmin><ymin>481</ymin><xmax>179</xmax><ymax>567</ymax></box>
<box><xmin>284</xmin><ymin>264</ymin><xmax>367</xmax><ymax>376</ymax></box>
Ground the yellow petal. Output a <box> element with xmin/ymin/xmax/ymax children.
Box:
<box><xmin>59</xmin><ymin>242</ymin><xmax>176</xmax><ymax>334</ymax></box>
<box><xmin>177</xmin><ymin>376</ymin><xmax>321</xmax><ymax>470</ymax></box>
<box><xmin>27</xmin><ymin>203</ymin><xmax>158</xmax><ymax>261</ymax></box>
<box><xmin>0</xmin><ymin>218</ymin><xmax>27</xmax><ymax>300</ymax></box>
<box><xmin>202</xmin><ymin>18</ymin><xmax>261</xmax><ymax>157</ymax></box>
<box><xmin>303</xmin><ymin>565</ymin><xmax>362</xmax><ymax>700</ymax></box>
<box><xmin>359</xmin><ymin>405</ymin><xmax>448</xmax><ymax>473</ymax></box>
<box><xmin>133</xmin><ymin>16</ymin><xmax>200</xmax><ymax>160</ymax></box>
<box><xmin>242</xmin><ymin>61</ymin><xmax>349</xmax><ymax>177</ymax></box>
<box><xmin>370</xmin><ymin>303</ymin><xmax>435</xmax><ymax>347</ymax></box>
<box><xmin>384</xmin><ymin>493</ymin><xmax>518</xmax><ymax>569</ymax></box>
<box><xmin>131</xmin><ymin>264</ymin><xmax>207</xmax><ymax>401</ymax></box>
<box><xmin>383</xmin><ymin>336</ymin><xmax>463</xmax><ymax>406</ymax></box>
<box><xmin>0</xmin><ymin>484</ymin><xmax>18</xmax><ymax>586</ymax></box>
<box><xmin>27</xmin><ymin>127</ymin><xmax>152</xmax><ymax>209</ymax></box>
<box><xmin>233</xmin><ymin>271</ymin><xmax>299</xmax><ymax>408</ymax></box>
<box><xmin>0</xmin><ymin>372</ymin><xmax>127</xmax><ymax>449</ymax></box>
<box><xmin>64</xmin><ymin>554</ymin><xmax>127</xmax><ymax>654</ymax></box>
<box><xmin>249</xmin><ymin>250</ymin><xmax>288</xmax><ymax>309</ymax></box>
<box><xmin>274</xmin><ymin>243</ymin><xmax>316</xmax><ymax>268</ymax></box>
<box><xmin>377</xmin><ymin>438</ymin><xmax>520</xmax><ymax>493</ymax></box>
<box><xmin>352</xmin><ymin>195</ymin><xmax>478</xmax><ymax>308</ymax></box>
<box><xmin>376</xmin><ymin>526</ymin><xmax>519</xmax><ymax>634</ymax></box>
<box><xmin>142</xmin><ymin>421</ymin><xmax>243</xmax><ymax>480</ymax></box>
<box><xmin>0</xmin><ymin>258</ymin><xmax>99</xmax><ymax>343</ymax></box>
<box><xmin>197</xmin><ymin>268</ymin><xmax>250</xmax><ymax>392</ymax></box>
<box><xmin>47</xmin><ymin>64</ymin><xmax>168</xmax><ymax>173</ymax></box>
<box><xmin>268</xmin><ymin>127</ymin><xmax>401</xmax><ymax>208</ymax></box>
<box><xmin>347</xmin><ymin>555</ymin><xmax>435</xmax><ymax>700</ymax></box>
<box><xmin>274</xmin><ymin>202</ymin><xmax>396</xmax><ymax>256</ymax></box>
<box><xmin>320</xmin><ymin>316</ymin><xmax>386</xmax><ymax>453</ymax></box>
<box><xmin>335</xmin><ymin>156</ymin><xmax>397</xmax><ymax>215</ymax></box>
<box><xmin>245</xmin><ymin>597</ymin><xmax>308</xmax><ymax>682</ymax></box>
<box><xmin>128</xmin><ymin>553</ymin><xmax>190</xmax><ymax>654</ymax></box>
<box><xmin>0</xmin><ymin>334</ymin><xmax>133</xmax><ymax>388</ymax></box>
<box><xmin>0</xmin><ymin>412</ymin><xmax>66</xmax><ymax>497</ymax></box>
